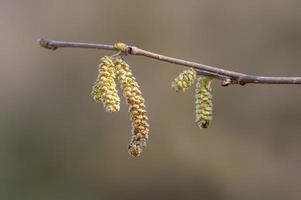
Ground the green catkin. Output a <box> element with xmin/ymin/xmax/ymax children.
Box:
<box><xmin>114</xmin><ymin>58</ymin><xmax>150</xmax><ymax>157</ymax></box>
<box><xmin>195</xmin><ymin>76</ymin><xmax>213</xmax><ymax>129</ymax></box>
<box><xmin>91</xmin><ymin>56</ymin><xmax>120</xmax><ymax>112</ymax></box>
<box><xmin>172</xmin><ymin>68</ymin><xmax>196</xmax><ymax>92</ymax></box>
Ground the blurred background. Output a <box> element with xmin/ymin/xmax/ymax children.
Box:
<box><xmin>1</xmin><ymin>0</ymin><xmax>301</xmax><ymax>199</ymax></box>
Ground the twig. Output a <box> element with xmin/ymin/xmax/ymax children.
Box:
<box><xmin>38</xmin><ymin>38</ymin><xmax>301</xmax><ymax>86</ymax></box>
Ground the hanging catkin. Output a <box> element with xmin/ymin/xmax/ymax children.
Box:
<box><xmin>114</xmin><ymin>58</ymin><xmax>150</xmax><ymax>157</ymax></box>
<box><xmin>91</xmin><ymin>56</ymin><xmax>120</xmax><ymax>112</ymax></box>
<box><xmin>195</xmin><ymin>76</ymin><xmax>213</xmax><ymax>128</ymax></box>
<box><xmin>172</xmin><ymin>68</ymin><xmax>196</xmax><ymax>92</ymax></box>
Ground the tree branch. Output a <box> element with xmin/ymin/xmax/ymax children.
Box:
<box><xmin>38</xmin><ymin>38</ymin><xmax>301</xmax><ymax>86</ymax></box>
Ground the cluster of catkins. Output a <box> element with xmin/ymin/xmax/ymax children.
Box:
<box><xmin>91</xmin><ymin>42</ymin><xmax>213</xmax><ymax>157</ymax></box>
<box><xmin>172</xmin><ymin>68</ymin><xmax>214</xmax><ymax>129</ymax></box>
<box><xmin>91</xmin><ymin>56</ymin><xmax>149</xmax><ymax>157</ymax></box>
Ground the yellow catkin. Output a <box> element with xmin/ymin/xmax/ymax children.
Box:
<box><xmin>91</xmin><ymin>56</ymin><xmax>120</xmax><ymax>112</ymax></box>
<box><xmin>114</xmin><ymin>58</ymin><xmax>149</xmax><ymax>157</ymax></box>
<box><xmin>195</xmin><ymin>76</ymin><xmax>213</xmax><ymax>129</ymax></box>
<box><xmin>172</xmin><ymin>68</ymin><xmax>196</xmax><ymax>92</ymax></box>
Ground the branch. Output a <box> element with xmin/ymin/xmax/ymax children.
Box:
<box><xmin>38</xmin><ymin>38</ymin><xmax>301</xmax><ymax>86</ymax></box>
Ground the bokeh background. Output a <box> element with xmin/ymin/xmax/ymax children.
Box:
<box><xmin>1</xmin><ymin>0</ymin><xmax>301</xmax><ymax>199</ymax></box>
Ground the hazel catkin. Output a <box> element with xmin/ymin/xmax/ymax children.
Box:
<box><xmin>172</xmin><ymin>68</ymin><xmax>196</xmax><ymax>92</ymax></box>
<box><xmin>195</xmin><ymin>76</ymin><xmax>213</xmax><ymax>129</ymax></box>
<box><xmin>91</xmin><ymin>56</ymin><xmax>120</xmax><ymax>112</ymax></box>
<box><xmin>114</xmin><ymin>58</ymin><xmax>149</xmax><ymax>157</ymax></box>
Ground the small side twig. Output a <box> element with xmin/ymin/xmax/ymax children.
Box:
<box><xmin>38</xmin><ymin>38</ymin><xmax>301</xmax><ymax>86</ymax></box>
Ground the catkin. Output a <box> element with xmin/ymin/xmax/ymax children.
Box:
<box><xmin>195</xmin><ymin>76</ymin><xmax>213</xmax><ymax>129</ymax></box>
<box><xmin>91</xmin><ymin>56</ymin><xmax>120</xmax><ymax>112</ymax></box>
<box><xmin>114</xmin><ymin>58</ymin><xmax>150</xmax><ymax>157</ymax></box>
<box><xmin>172</xmin><ymin>68</ymin><xmax>196</xmax><ymax>92</ymax></box>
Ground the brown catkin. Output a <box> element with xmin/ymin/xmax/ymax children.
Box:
<box><xmin>172</xmin><ymin>68</ymin><xmax>196</xmax><ymax>92</ymax></box>
<box><xmin>195</xmin><ymin>76</ymin><xmax>213</xmax><ymax>128</ymax></box>
<box><xmin>91</xmin><ymin>56</ymin><xmax>120</xmax><ymax>112</ymax></box>
<box><xmin>114</xmin><ymin>58</ymin><xmax>149</xmax><ymax>157</ymax></box>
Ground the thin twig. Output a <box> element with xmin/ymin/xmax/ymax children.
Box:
<box><xmin>38</xmin><ymin>38</ymin><xmax>301</xmax><ymax>86</ymax></box>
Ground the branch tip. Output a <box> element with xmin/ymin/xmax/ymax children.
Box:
<box><xmin>38</xmin><ymin>38</ymin><xmax>57</xmax><ymax>50</ymax></box>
